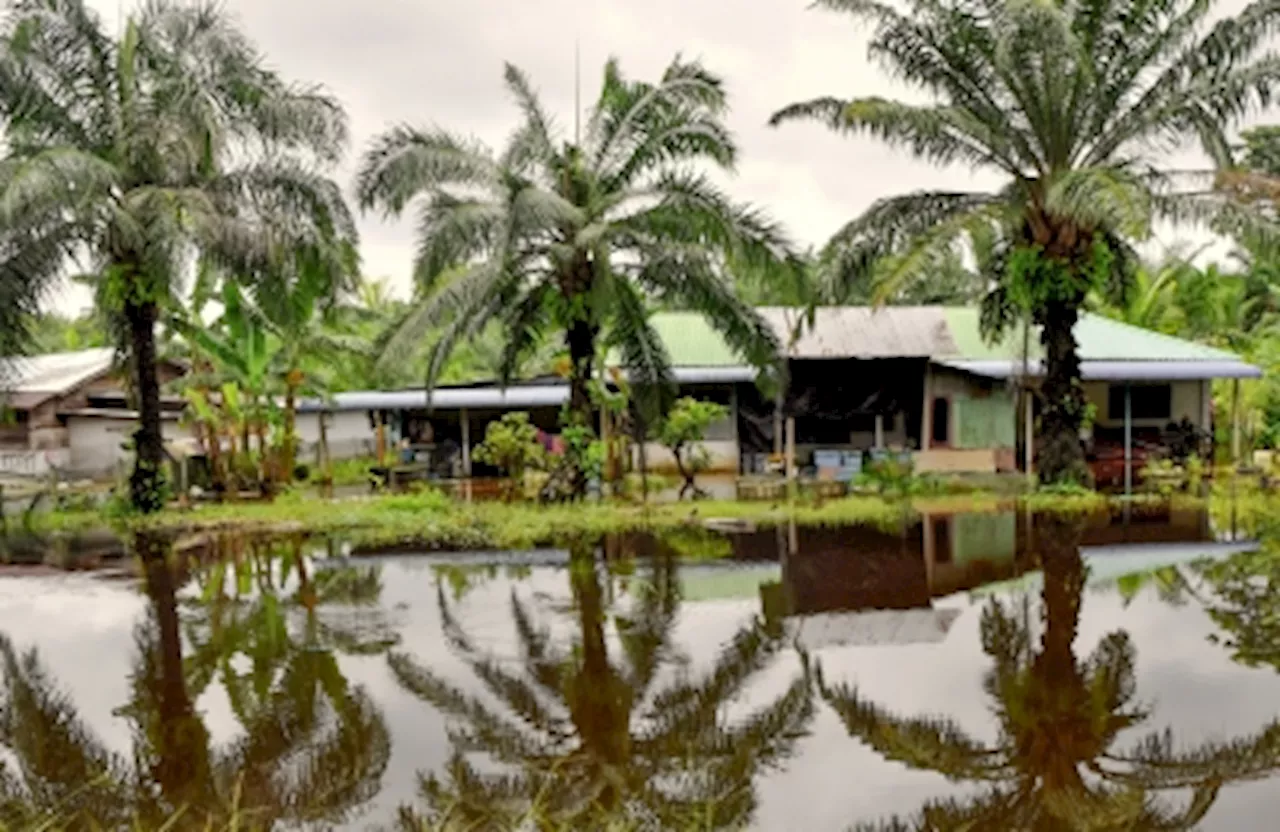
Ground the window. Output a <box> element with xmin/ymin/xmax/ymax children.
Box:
<box><xmin>1108</xmin><ymin>384</ymin><xmax>1171</xmax><ymax>421</ymax></box>
<box><xmin>931</xmin><ymin>398</ymin><xmax>951</xmax><ymax>445</ymax></box>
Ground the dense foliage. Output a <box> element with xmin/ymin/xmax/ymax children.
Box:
<box><xmin>0</xmin><ymin>0</ymin><xmax>352</xmax><ymax>511</ymax></box>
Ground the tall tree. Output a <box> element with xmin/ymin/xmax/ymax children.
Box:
<box><xmin>771</xmin><ymin>0</ymin><xmax>1280</xmax><ymax>484</ymax></box>
<box><xmin>357</xmin><ymin>58</ymin><xmax>796</xmax><ymax>495</ymax></box>
<box><xmin>0</xmin><ymin>0</ymin><xmax>353</xmax><ymax>512</ymax></box>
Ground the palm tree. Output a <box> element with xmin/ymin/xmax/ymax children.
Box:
<box><xmin>770</xmin><ymin>0</ymin><xmax>1280</xmax><ymax>484</ymax></box>
<box><xmin>390</xmin><ymin>537</ymin><xmax>814</xmax><ymax>830</ymax></box>
<box><xmin>356</xmin><ymin>58</ymin><xmax>797</xmax><ymax>495</ymax></box>
<box><xmin>826</xmin><ymin>517</ymin><xmax>1280</xmax><ymax>830</ymax></box>
<box><xmin>0</xmin><ymin>0</ymin><xmax>354</xmax><ymax>512</ymax></box>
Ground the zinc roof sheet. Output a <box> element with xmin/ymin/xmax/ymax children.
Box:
<box><xmin>0</xmin><ymin>348</ymin><xmax>115</xmax><ymax>408</ymax></box>
<box><xmin>759</xmin><ymin>306</ymin><xmax>955</xmax><ymax>358</ymax></box>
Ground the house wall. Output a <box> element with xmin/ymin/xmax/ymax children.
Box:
<box><xmin>1083</xmin><ymin>380</ymin><xmax>1207</xmax><ymax>430</ymax></box>
<box><xmin>66</xmin><ymin>417</ymin><xmax>192</xmax><ymax>477</ymax></box>
<box><xmin>295</xmin><ymin>411</ymin><xmax>376</xmax><ymax>462</ymax></box>
<box><xmin>638</xmin><ymin>440</ymin><xmax>740</xmax><ymax>474</ymax></box>
<box><xmin>923</xmin><ymin>366</ymin><xmax>1016</xmax><ymax>458</ymax></box>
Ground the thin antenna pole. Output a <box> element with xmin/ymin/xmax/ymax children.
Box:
<box><xmin>574</xmin><ymin>40</ymin><xmax>581</xmax><ymax>145</ymax></box>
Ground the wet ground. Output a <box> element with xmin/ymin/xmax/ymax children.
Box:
<box><xmin>2</xmin><ymin>504</ymin><xmax>1279</xmax><ymax>829</ymax></box>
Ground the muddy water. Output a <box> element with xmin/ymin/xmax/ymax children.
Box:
<box><xmin>1</xmin><ymin>506</ymin><xmax>1279</xmax><ymax>829</ymax></box>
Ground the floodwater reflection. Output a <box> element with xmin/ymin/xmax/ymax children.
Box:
<box><xmin>391</xmin><ymin>534</ymin><xmax>814</xmax><ymax>829</ymax></box>
<box><xmin>1</xmin><ymin>507</ymin><xmax>1280</xmax><ymax>828</ymax></box>
<box><xmin>0</xmin><ymin>532</ymin><xmax>392</xmax><ymax>829</ymax></box>
<box><xmin>834</xmin><ymin>516</ymin><xmax>1280</xmax><ymax>830</ymax></box>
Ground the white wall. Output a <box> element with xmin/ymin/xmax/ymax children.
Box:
<box><xmin>66</xmin><ymin>417</ymin><xmax>192</xmax><ymax>477</ymax></box>
<box><xmin>295</xmin><ymin>411</ymin><xmax>375</xmax><ymax>462</ymax></box>
<box><xmin>637</xmin><ymin>440</ymin><xmax>739</xmax><ymax>474</ymax></box>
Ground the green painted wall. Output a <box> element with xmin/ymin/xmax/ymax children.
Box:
<box><xmin>954</xmin><ymin>395</ymin><xmax>1016</xmax><ymax>449</ymax></box>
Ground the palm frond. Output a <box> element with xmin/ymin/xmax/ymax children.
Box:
<box><xmin>819</xmin><ymin>677</ymin><xmax>1006</xmax><ymax>781</ymax></box>
<box><xmin>355</xmin><ymin>126</ymin><xmax>496</xmax><ymax>215</ymax></box>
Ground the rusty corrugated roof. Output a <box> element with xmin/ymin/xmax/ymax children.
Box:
<box><xmin>759</xmin><ymin>306</ymin><xmax>958</xmax><ymax>358</ymax></box>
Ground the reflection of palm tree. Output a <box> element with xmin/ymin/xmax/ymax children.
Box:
<box><xmin>183</xmin><ymin>535</ymin><xmax>398</xmax><ymax>713</ymax></box>
<box><xmin>1198</xmin><ymin>546</ymin><xmax>1280</xmax><ymax>672</ymax></box>
<box><xmin>832</xmin><ymin>517</ymin><xmax>1280</xmax><ymax>831</ymax></box>
<box><xmin>0</xmin><ymin>532</ymin><xmax>392</xmax><ymax>828</ymax></box>
<box><xmin>393</xmin><ymin>537</ymin><xmax>814</xmax><ymax>830</ymax></box>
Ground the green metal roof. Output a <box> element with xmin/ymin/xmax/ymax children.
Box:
<box><xmin>644</xmin><ymin>312</ymin><xmax>746</xmax><ymax>367</ymax></box>
<box><xmin>942</xmin><ymin>308</ymin><xmax>1241</xmax><ymax>362</ymax></box>
<box><xmin>647</xmin><ymin>307</ymin><xmax>1245</xmax><ymax>367</ymax></box>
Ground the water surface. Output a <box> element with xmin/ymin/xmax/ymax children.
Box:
<box><xmin>2</xmin><ymin>505</ymin><xmax>1279</xmax><ymax>829</ymax></box>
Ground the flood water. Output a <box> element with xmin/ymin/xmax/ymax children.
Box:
<box><xmin>3</xmin><ymin>504</ymin><xmax>1280</xmax><ymax>829</ymax></box>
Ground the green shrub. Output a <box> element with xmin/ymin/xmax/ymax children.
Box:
<box><xmin>474</xmin><ymin>412</ymin><xmax>546</xmax><ymax>500</ymax></box>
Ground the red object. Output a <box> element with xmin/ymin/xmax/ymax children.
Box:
<box><xmin>1088</xmin><ymin>443</ymin><xmax>1154</xmax><ymax>488</ymax></box>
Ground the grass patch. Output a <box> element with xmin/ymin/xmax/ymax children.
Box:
<box><xmin>14</xmin><ymin>482</ymin><xmax>1247</xmax><ymax>553</ymax></box>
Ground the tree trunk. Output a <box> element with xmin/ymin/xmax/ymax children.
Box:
<box><xmin>284</xmin><ymin>368</ymin><xmax>302</xmax><ymax>480</ymax></box>
<box><xmin>1038</xmin><ymin>299</ymin><xmax>1090</xmax><ymax>485</ymax></box>
<box><xmin>670</xmin><ymin>441</ymin><xmax>698</xmax><ymax>500</ymax></box>
<box><xmin>137</xmin><ymin>532</ymin><xmax>213</xmax><ymax>816</ymax></box>
<box><xmin>566</xmin><ymin>538</ymin><xmax>632</xmax><ymax>791</ymax></box>
<box><xmin>563</xmin><ymin>315</ymin><xmax>598</xmax><ymax>498</ymax></box>
<box><xmin>318</xmin><ymin>411</ymin><xmax>332</xmax><ymax>495</ymax></box>
<box><xmin>126</xmin><ymin>296</ymin><xmax>167</xmax><ymax>513</ymax></box>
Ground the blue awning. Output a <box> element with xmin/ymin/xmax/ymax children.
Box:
<box><xmin>301</xmin><ymin>366</ymin><xmax>755</xmax><ymax>413</ymax></box>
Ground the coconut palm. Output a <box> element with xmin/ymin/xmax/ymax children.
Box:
<box><xmin>828</xmin><ymin>518</ymin><xmax>1280</xmax><ymax>830</ymax></box>
<box><xmin>356</xmin><ymin>59</ymin><xmax>796</xmax><ymax>494</ymax></box>
<box><xmin>390</xmin><ymin>537</ymin><xmax>814</xmax><ymax>830</ymax></box>
<box><xmin>770</xmin><ymin>0</ymin><xmax>1280</xmax><ymax>484</ymax></box>
<box><xmin>0</xmin><ymin>0</ymin><xmax>354</xmax><ymax>512</ymax></box>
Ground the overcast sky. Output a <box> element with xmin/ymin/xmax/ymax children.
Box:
<box><xmin>77</xmin><ymin>0</ymin><xmax>1257</xmax><ymax>307</ymax></box>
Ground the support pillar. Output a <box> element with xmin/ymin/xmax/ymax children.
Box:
<box><xmin>773</xmin><ymin>391</ymin><xmax>784</xmax><ymax>458</ymax></box>
<box><xmin>374</xmin><ymin>411</ymin><xmax>386</xmax><ymax>466</ymax></box>
<box><xmin>1231</xmin><ymin>378</ymin><xmax>1242</xmax><ymax>468</ymax></box>
<box><xmin>1124</xmin><ymin>382</ymin><xmax>1133</xmax><ymax>497</ymax></box>
<box><xmin>1024</xmin><ymin>392</ymin><xmax>1035</xmax><ymax>478</ymax></box>
<box><xmin>460</xmin><ymin>408</ymin><xmax>472</xmax><ymax>477</ymax></box>
<box><xmin>785</xmin><ymin>416</ymin><xmax>797</xmax><ymax>485</ymax></box>
<box><xmin>730</xmin><ymin>385</ymin><xmax>741</xmax><ymax>474</ymax></box>
<box><xmin>921</xmin><ymin>364</ymin><xmax>933</xmax><ymax>451</ymax></box>
<box><xmin>874</xmin><ymin>414</ymin><xmax>885</xmax><ymax>450</ymax></box>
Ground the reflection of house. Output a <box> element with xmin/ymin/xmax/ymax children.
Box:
<box><xmin>0</xmin><ymin>349</ymin><xmax>186</xmax><ymax>477</ymax></box>
<box><xmin>298</xmin><ymin>306</ymin><xmax>1259</xmax><ymax>478</ymax></box>
<box><xmin>744</xmin><ymin>507</ymin><xmax>1233</xmax><ymax>623</ymax></box>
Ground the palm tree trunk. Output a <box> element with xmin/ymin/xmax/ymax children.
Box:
<box><xmin>565</xmin><ymin>316</ymin><xmax>597</xmax><ymax>498</ymax></box>
<box><xmin>1038</xmin><ymin>299</ymin><xmax>1090</xmax><ymax>485</ymax></box>
<box><xmin>125</xmin><ymin>295</ymin><xmax>167</xmax><ymax>513</ymax></box>
<box><xmin>318</xmin><ymin>411</ymin><xmax>332</xmax><ymax>494</ymax></box>
<box><xmin>567</xmin><ymin>539</ymin><xmax>632</xmax><ymax>781</ymax></box>
<box><xmin>137</xmin><ymin>532</ymin><xmax>213</xmax><ymax>813</ymax></box>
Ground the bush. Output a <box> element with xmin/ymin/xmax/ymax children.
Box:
<box><xmin>473</xmin><ymin>412</ymin><xmax>545</xmax><ymax>500</ymax></box>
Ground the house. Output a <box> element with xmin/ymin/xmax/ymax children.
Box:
<box><xmin>299</xmin><ymin>306</ymin><xmax>1260</xmax><ymax>483</ymax></box>
<box><xmin>0</xmin><ymin>348</ymin><xmax>187</xmax><ymax>478</ymax></box>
